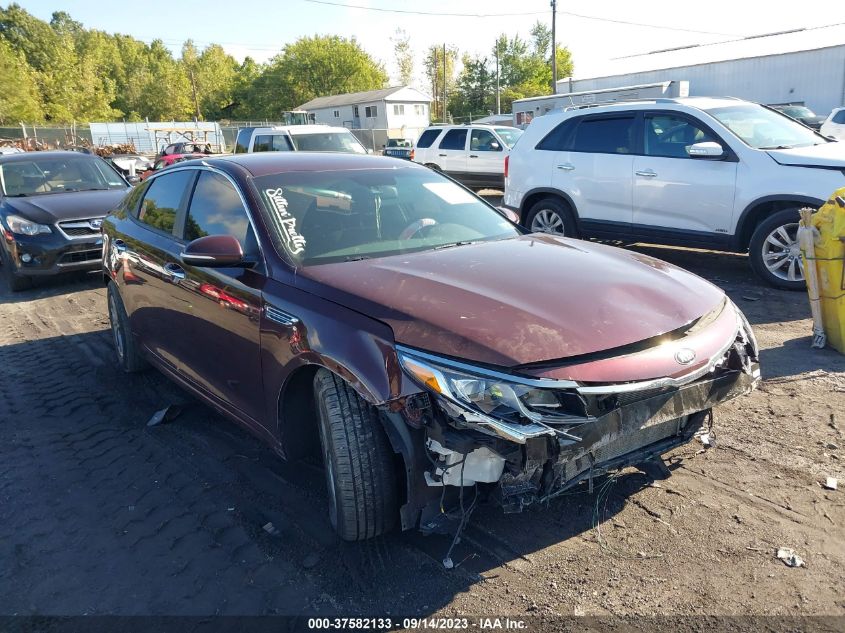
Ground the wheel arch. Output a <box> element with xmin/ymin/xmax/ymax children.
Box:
<box><xmin>520</xmin><ymin>188</ymin><xmax>579</xmax><ymax>226</ymax></box>
<box><xmin>734</xmin><ymin>194</ymin><xmax>824</xmax><ymax>251</ymax></box>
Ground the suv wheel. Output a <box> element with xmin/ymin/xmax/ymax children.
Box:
<box><xmin>313</xmin><ymin>369</ymin><xmax>397</xmax><ymax>541</ymax></box>
<box><xmin>748</xmin><ymin>208</ymin><xmax>806</xmax><ymax>290</ymax></box>
<box><xmin>0</xmin><ymin>248</ymin><xmax>32</xmax><ymax>292</ymax></box>
<box><xmin>526</xmin><ymin>198</ymin><xmax>578</xmax><ymax>237</ymax></box>
<box><xmin>107</xmin><ymin>281</ymin><xmax>147</xmax><ymax>372</ymax></box>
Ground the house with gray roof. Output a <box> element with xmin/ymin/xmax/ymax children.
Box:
<box><xmin>297</xmin><ymin>86</ymin><xmax>431</xmax><ymax>142</ymax></box>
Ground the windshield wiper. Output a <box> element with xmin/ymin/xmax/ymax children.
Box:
<box><xmin>759</xmin><ymin>145</ymin><xmax>794</xmax><ymax>150</ymax></box>
<box><xmin>433</xmin><ymin>240</ymin><xmax>477</xmax><ymax>250</ymax></box>
<box><xmin>344</xmin><ymin>255</ymin><xmax>370</xmax><ymax>262</ymax></box>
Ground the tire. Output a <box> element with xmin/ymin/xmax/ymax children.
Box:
<box><xmin>107</xmin><ymin>281</ymin><xmax>147</xmax><ymax>372</ymax></box>
<box><xmin>748</xmin><ymin>208</ymin><xmax>806</xmax><ymax>291</ymax></box>
<box><xmin>0</xmin><ymin>247</ymin><xmax>32</xmax><ymax>292</ymax></box>
<box><xmin>525</xmin><ymin>197</ymin><xmax>578</xmax><ymax>237</ymax></box>
<box><xmin>313</xmin><ymin>368</ymin><xmax>398</xmax><ymax>541</ymax></box>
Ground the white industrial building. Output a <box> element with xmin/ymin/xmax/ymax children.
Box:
<box><xmin>297</xmin><ymin>86</ymin><xmax>431</xmax><ymax>141</ymax></box>
<box><xmin>554</xmin><ymin>24</ymin><xmax>845</xmax><ymax>116</ymax></box>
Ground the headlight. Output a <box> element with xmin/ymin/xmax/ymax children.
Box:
<box><xmin>732</xmin><ymin>301</ymin><xmax>759</xmax><ymax>359</ymax></box>
<box><xmin>397</xmin><ymin>347</ymin><xmax>587</xmax><ymax>442</ymax></box>
<box><xmin>5</xmin><ymin>214</ymin><xmax>52</xmax><ymax>236</ymax></box>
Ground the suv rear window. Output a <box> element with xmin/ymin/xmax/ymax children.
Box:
<box><xmin>833</xmin><ymin>110</ymin><xmax>845</xmax><ymax>124</ymax></box>
<box><xmin>439</xmin><ymin>129</ymin><xmax>467</xmax><ymax>151</ymax></box>
<box><xmin>572</xmin><ymin>117</ymin><xmax>636</xmax><ymax>154</ymax></box>
<box><xmin>416</xmin><ymin>129</ymin><xmax>441</xmax><ymax>148</ymax></box>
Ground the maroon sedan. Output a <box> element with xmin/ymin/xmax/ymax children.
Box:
<box><xmin>102</xmin><ymin>153</ymin><xmax>759</xmax><ymax>541</ymax></box>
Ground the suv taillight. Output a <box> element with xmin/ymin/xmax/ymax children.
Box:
<box><xmin>410</xmin><ymin>149</ymin><xmax>415</xmax><ymax>161</ymax></box>
<box><xmin>504</xmin><ymin>155</ymin><xmax>509</xmax><ymax>179</ymax></box>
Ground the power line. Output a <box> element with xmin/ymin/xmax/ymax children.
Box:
<box><xmin>303</xmin><ymin>0</ymin><xmax>746</xmax><ymax>36</ymax></box>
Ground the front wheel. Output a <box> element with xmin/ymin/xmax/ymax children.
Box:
<box><xmin>0</xmin><ymin>248</ymin><xmax>32</xmax><ymax>292</ymax></box>
<box><xmin>313</xmin><ymin>369</ymin><xmax>398</xmax><ymax>541</ymax></box>
<box><xmin>748</xmin><ymin>208</ymin><xmax>806</xmax><ymax>290</ymax></box>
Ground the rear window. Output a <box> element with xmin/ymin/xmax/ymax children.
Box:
<box><xmin>833</xmin><ymin>110</ymin><xmax>845</xmax><ymax>124</ymax></box>
<box><xmin>571</xmin><ymin>117</ymin><xmax>636</xmax><ymax>154</ymax></box>
<box><xmin>254</xmin><ymin>134</ymin><xmax>294</xmax><ymax>152</ymax></box>
<box><xmin>289</xmin><ymin>132</ymin><xmax>367</xmax><ymax>154</ymax></box>
<box><xmin>416</xmin><ymin>129</ymin><xmax>441</xmax><ymax>148</ymax></box>
<box><xmin>439</xmin><ymin>129</ymin><xmax>467</xmax><ymax>151</ymax></box>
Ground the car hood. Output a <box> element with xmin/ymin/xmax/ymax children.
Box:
<box><xmin>3</xmin><ymin>189</ymin><xmax>128</xmax><ymax>224</ymax></box>
<box><xmin>766</xmin><ymin>142</ymin><xmax>845</xmax><ymax>167</ymax></box>
<box><xmin>299</xmin><ymin>234</ymin><xmax>726</xmax><ymax>367</ymax></box>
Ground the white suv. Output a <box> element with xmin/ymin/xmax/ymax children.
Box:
<box><xmin>413</xmin><ymin>124</ymin><xmax>522</xmax><ymax>190</ymax></box>
<box><xmin>504</xmin><ymin>97</ymin><xmax>845</xmax><ymax>289</ymax></box>
<box><xmin>234</xmin><ymin>125</ymin><xmax>368</xmax><ymax>154</ymax></box>
<box><xmin>821</xmin><ymin>107</ymin><xmax>845</xmax><ymax>140</ymax></box>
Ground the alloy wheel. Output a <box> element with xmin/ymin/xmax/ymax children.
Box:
<box><xmin>761</xmin><ymin>222</ymin><xmax>804</xmax><ymax>283</ymax></box>
<box><xmin>108</xmin><ymin>292</ymin><xmax>126</xmax><ymax>363</ymax></box>
<box><xmin>531</xmin><ymin>209</ymin><xmax>566</xmax><ymax>235</ymax></box>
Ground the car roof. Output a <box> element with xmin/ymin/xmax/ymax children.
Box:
<box><xmin>250</xmin><ymin>125</ymin><xmax>352</xmax><ymax>135</ymax></box>
<box><xmin>554</xmin><ymin>96</ymin><xmax>752</xmax><ymax>116</ymax></box>
<box><xmin>200</xmin><ymin>152</ymin><xmax>427</xmax><ymax>178</ymax></box>
<box><xmin>0</xmin><ymin>150</ymin><xmax>102</xmax><ymax>164</ymax></box>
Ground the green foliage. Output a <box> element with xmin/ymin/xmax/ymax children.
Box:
<box><xmin>0</xmin><ymin>38</ymin><xmax>42</xmax><ymax>123</ymax></box>
<box><xmin>424</xmin><ymin>44</ymin><xmax>459</xmax><ymax>122</ymax></box>
<box><xmin>391</xmin><ymin>28</ymin><xmax>413</xmax><ymax>86</ymax></box>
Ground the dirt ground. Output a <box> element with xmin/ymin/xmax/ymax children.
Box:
<box><xmin>0</xmin><ymin>240</ymin><xmax>843</xmax><ymax>627</ymax></box>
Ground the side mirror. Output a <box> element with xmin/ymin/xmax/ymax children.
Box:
<box><xmin>490</xmin><ymin>141</ymin><xmax>501</xmax><ymax>151</ymax></box>
<box><xmin>687</xmin><ymin>142</ymin><xmax>725</xmax><ymax>158</ymax></box>
<box><xmin>496</xmin><ymin>206</ymin><xmax>521</xmax><ymax>224</ymax></box>
<box><xmin>127</xmin><ymin>175</ymin><xmax>140</xmax><ymax>185</ymax></box>
<box><xmin>181</xmin><ymin>234</ymin><xmax>244</xmax><ymax>267</ymax></box>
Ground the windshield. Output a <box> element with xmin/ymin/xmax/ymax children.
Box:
<box><xmin>494</xmin><ymin>127</ymin><xmax>523</xmax><ymax>148</ymax></box>
<box><xmin>0</xmin><ymin>156</ymin><xmax>127</xmax><ymax>197</ymax></box>
<box><xmin>779</xmin><ymin>106</ymin><xmax>815</xmax><ymax>119</ymax></box>
<box><xmin>289</xmin><ymin>132</ymin><xmax>367</xmax><ymax>154</ymax></box>
<box><xmin>705</xmin><ymin>104</ymin><xmax>826</xmax><ymax>149</ymax></box>
<box><xmin>253</xmin><ymin>167</ymin><xmax>520</xmax><ymax>265</ymax></box>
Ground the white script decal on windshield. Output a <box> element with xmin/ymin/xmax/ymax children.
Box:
<box><xmin>265</xmin><ymin>188</ymin><xmax>306</xmax><ymax>255</ymax></box>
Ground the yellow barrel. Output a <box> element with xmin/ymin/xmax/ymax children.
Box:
<box><xmin>807</xmin><ymin>189</ymin><xmax>845</xmax><ymax>353</ymax></box>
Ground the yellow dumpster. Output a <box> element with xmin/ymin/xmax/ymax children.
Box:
<box><xmin>802</xmin><ymin>189</ymin><xmax>845</xmax><ymax>354</ymax></box>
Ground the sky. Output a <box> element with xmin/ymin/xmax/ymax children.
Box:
<box><xmin>11</xmin><ymin>0</ymin><xmax>845</xmax><ymax>91</ymax></box>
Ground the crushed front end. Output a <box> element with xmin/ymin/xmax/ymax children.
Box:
<box><xmin>395</xmin><ymin>299</ymin><xmax>760</xmax><ymax>526</ymax></box>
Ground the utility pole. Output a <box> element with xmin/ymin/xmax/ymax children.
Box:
<box><xmin>550</xmin><ymin>0</ymin><xmax>557</xmax><ymax>94</ymax></box>
<box><xmin>495</xmin><ymin>43</ymin><xmax>501</xmax><ymax>115</ymax></box>
<box><xmin>442</xmin><ymin>43</ymin><xmax>447</xmax><ymax>123</ymax></box>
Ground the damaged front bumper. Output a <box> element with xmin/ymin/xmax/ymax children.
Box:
<box><xmin>392</xmin><ymin>300</ymin><xmax>760</xmax><ymax>528</ymax></box>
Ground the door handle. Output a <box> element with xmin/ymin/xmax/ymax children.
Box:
<box><xmin>556</xmin><ymin>163</ymin><xmax>575</xmax><ymax>171</ymax></box>
<box><xmin>469</xmin><ymin>154</ymin><xmax>479</xmax><ymax>158</ymax></box>
<box><xmin>162</xmin><ymin>262</ymin><xmax>186</xmax><ymax>282</ymax></box>
<box><xmin>636</xmin><ymin>169</ymin><xmax>658</xmax><ymax>178</ymax></box>
<box><xmin>438</xmin><ymin>153</ymin><xmax>447</xmax><ymax>157</ymax></box>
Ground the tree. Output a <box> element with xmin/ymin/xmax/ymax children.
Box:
<box><xmin>0</xmin><ymin>38</ymin><xmax>42</xmax><ymax>123</ymax></box>
<box><xmin>391</xmin><ymin>28</ymin><xmax>413</xmax><ymax>86</ymax></box>
<box><xmin>194</xmin><ymin>44</ymin><xmax>239</xmax><ymax>120</ymax></box>
<box><xmin>450</xmin><ymin>54</ymin><xmax>493</xmax><ymax>121</ymax></box>
<box><xmin>253</xmin><ymin>35</ymin><xmax>387</xmax><ymax>116</ymax></box>
<box><xmin>423</xmin><ymin>44</ymin><xmax>458</xmax><ymax>122</ymax></box>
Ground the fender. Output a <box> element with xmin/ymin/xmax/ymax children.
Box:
<box><xmin>519</xmin><ymin>187</ymin><xmax>580</xmax><ymax>222</ymax></box>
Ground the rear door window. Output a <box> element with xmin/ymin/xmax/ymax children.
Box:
<box><xmin>416</xmin><ymin>129</ymin><xmax>442</xmax><ymax>148</ymax></box>
<box><xmin>137</xmin><ymin>170</ymin><xmax>194</xmax><ymax>235</ymax></box>
<box><xmin>571</xmin><ymin>116</ymin><xmax>637</xmax><ymax>154</ymax></box>
<box><xmin>439</xmin><ymin>129</ymin><xmax>467</xmax><ymax>150</ymax></box>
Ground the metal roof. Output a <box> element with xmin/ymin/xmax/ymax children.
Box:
<box><xmin>568</xmin><ymin>23</ymin><xmax>845</xmax><ymax>82</ymax></box>
<box><xmin>297</xmin><ymin>86</ymin><xmax>429</xmax><ymax>110</ymax></box>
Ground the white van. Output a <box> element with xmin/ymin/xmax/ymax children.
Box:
<box><xmin>233</xmin><ymin>125</ymin><xmax>368</xmax><ymax>154</ymax></box>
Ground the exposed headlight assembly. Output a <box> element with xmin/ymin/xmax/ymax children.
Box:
<box><xmin>5</xmin><ymin>214</ymin><xmax>52</xmax><ymax>236</ymax></box>
<box><xmin>397</xmin><ymin>346</ymin><xmax>587</xmax><ymax>444</ymax></box>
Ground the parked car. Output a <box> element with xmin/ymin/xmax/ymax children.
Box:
<box><xmin>140</xmin><ymin>153</ymin><xmax>207</xmax><ymax>181</ymax></box>
<box><xmin>159</xmin><ymin>142</ymin><xmax>214</xmax><ymax>157</ymax></box>
<box><xmin>0</xmin><ymin>151</ymin><xmax>130</xmax><ymax>291</ymax></box>
<box><xmin>821</xmin><ymin>107</ymin><xmax>845</xmax><ymax>140</ymax></box>
<box><xmin>104</xmin><ymin>154</ymin><xmax>153</xmax><ymax>183</ymax></box>
<box><xmin>102</xmin><ymin>152</ymin><xmax>759</xmax><ymax>541</ymax></box>
<box><xmin>412</xmin><ymin>124</ymin><xmax>523</xmax><ymax>190</ymax></box>
<box><xmin>382</xmin><ymin>138</ymin><xmax>413</xmax><ymax>160</ymax></box>
<box><xmin>504</xmin><ymin>96</ymin><xmax>845</xmax><ymax>290</ymax></box>
<box><xmin>233</xmin><ymin>125</ymin><xmax>368</xmax><ymax>155</ymax></box>
<box><xmin>768</xmin><ymin>103</ymin><xmax>825</xmax><ymax>129</ymax></box>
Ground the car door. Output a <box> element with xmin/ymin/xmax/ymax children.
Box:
<box><xmin>632</xmin><ymin>112</ymin><xmax>737</xmax><ymax>239</ymax></box>
<box><xmin>551</xmin><ymin>113</ymin><xmax>637</xmax><ymax>236</ymax></box>
<box><xmin>120</xmin><ymin>169</ymin><xmax>197</xmax><ymax>370</ymax></box>
<box><xmin>169</xmin><ymin>169</ymin><xmax>266</xmax><ymax>424</ymax></box>
<box><xmin>435</xmin><ymin>128</ymin><xmax>468</xmax><ymax>178</ymax></box>
<box><xmin>467</xmin><ymin>128</ymin><xmax>505</xmax><ymax>186</ymax></box>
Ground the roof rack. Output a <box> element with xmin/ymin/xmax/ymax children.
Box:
<box><xmin>561</xmin><ymin>97</ymin><xmax>680</xmax><ymax>112</ymax></box>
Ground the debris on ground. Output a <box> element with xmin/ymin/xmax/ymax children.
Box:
<box><xmin>776</xmin><ymin>547</ymin><xmax>806</xmax><ymax>568</ymax></box>
<box><xmin>146</xmin><ymin>404</ymin><xmax>187</xmax><ymax>427</ymax></box>
<box><xmin>822</xmin><ymin>477</ymin><xmax>838</xmax><ymax>491</ymax></box>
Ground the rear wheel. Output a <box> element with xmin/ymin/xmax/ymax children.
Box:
<box><xmin>313</xmin><ymin>369</ymin><xmax>397</xmax><ymax>541</ymax></box>
<box><xmin>0</xmin><ymin>248</ymin><xmax>32</xmax><ymax>292</ymax></box>
<box><xmin>107</xmin><ymin>281</ymin><xmax>147</xmax><ymax>372</ymax></box>
<box><xmin>748</xmin><ymin>208</ymin><xmax>806</xmax><ymax>290</ymax></box>
<box><xmin>525</xmin><ymin>198</ymin><xmax>578</xmax><ymax>237</ymax></box>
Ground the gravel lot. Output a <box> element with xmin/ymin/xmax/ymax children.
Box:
<box><xmin>0</xmin><ymin>239</ymin><xmax>843</xmax><ymax>622</ymax></box>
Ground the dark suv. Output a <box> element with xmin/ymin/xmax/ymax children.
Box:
<box><xmin>103</xmin><ymin>153</ymin><xmax>759</xmax><ymax>540</ymax></box>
